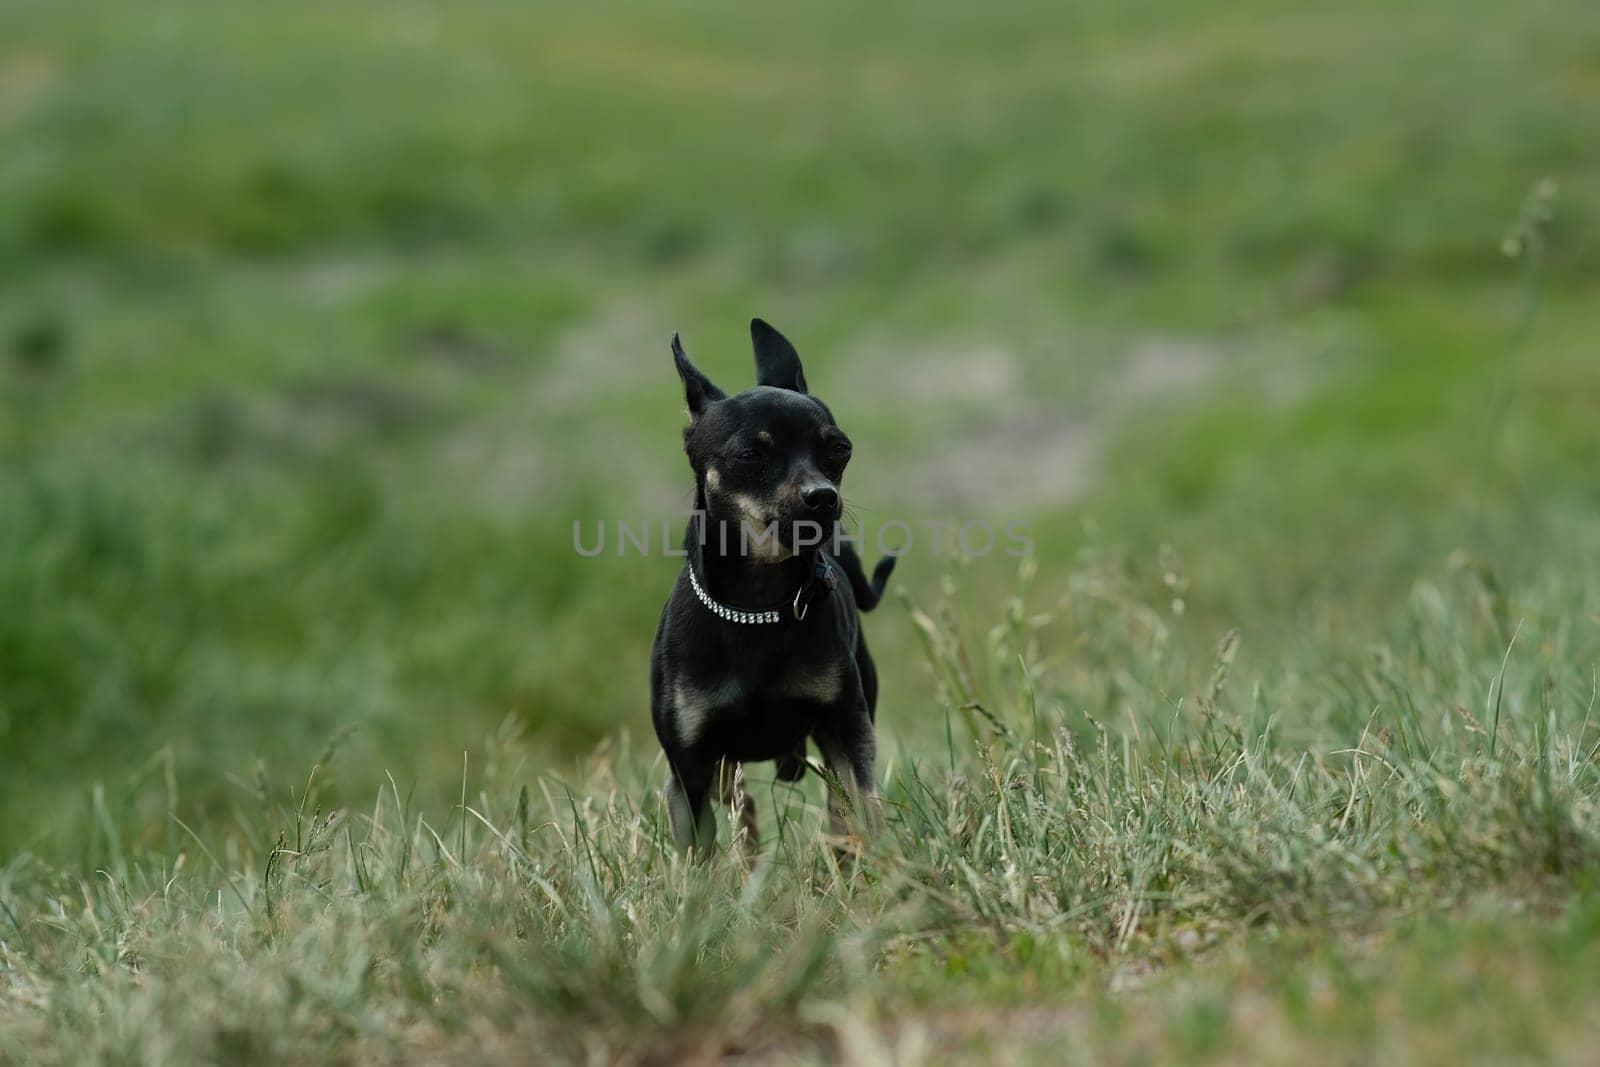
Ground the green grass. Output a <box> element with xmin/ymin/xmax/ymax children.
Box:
<box><xmin>3</xmin><ymin>560</ymin><xmax>1598</xmax><ymax>1061</ymax></box>
<box><xmin>3</xmin><ymin>0</ymin><xmax>1600</xmax><ymax>1060</ymax></box>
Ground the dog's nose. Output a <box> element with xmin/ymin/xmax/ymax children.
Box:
<box><xmin>801</xmin><ymin>484</ymin><xmax>839</xmax><ymax>513</ymax></box>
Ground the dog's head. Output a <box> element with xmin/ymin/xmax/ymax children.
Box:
<box><xmin>672</xmin><ymin>319</ymin><xmax>851</xmax><ymax>560</ymax></box>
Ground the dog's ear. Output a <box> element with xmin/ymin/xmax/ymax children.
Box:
<box><xmin>672</xmin><ymin>332</ymin><xmax>725</xmax><ymax>420</ymax></box>
<box><xmin>750</xmin><ymin>318</ymin><xmax>807</xmax><ymax>394</ymax></box>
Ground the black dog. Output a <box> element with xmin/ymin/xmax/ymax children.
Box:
<box><xmin>650</xmin><ymin>319</ymin><xmax>895</xmax><ymax>855</ymax></box>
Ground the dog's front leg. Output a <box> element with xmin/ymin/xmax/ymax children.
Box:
<box><xmin>664</xmin><ymin>767</ymin><xmax>716</xmax><ymax>856</ymax></box>
<box><xmin>815</xmin><ymin>705</ymin><xmax>882</xmax><ymax>841</ymax></box>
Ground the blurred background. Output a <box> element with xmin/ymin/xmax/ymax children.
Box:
<box><xmin>2</xmin><ymin>0</ymin><xmax>1596</xmax><ymax>852</ymax></box>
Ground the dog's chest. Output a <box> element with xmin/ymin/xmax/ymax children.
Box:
<box><xmin>673</xmin><ymin>658</ymin><xmax>845</xmax><ymax>751</ymax></box>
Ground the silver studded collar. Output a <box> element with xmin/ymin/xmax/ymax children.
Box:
<box><xmin>686</xmin><ymin>555</ymin><xmax>836</xmax><ymax>624</ymax></box>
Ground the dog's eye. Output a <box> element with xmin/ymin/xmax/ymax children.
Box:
<box><xmin>829</xmin><ymin>438</ymin><xmax>853</xmax><ymax>458</ymax></box>
<box><xmin>734</xmin><ymin>446</ymin><xmax>761</xmax><ymax>464</ymax></box>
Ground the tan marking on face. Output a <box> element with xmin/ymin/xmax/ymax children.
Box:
<box><xmin>705</xmin><ymin>468</ymin><xmax>721</xmax><ymax>490</ymax></box>
<box><xmin>733</xmin><ymin>495</ymin><xmax>792</xmax><ymax>562</ymax></box>
<box><xmin>730</xmin><ymin>493</ymin><xmax>767</xmax><ymax>527</ymax></box>
<box><xmin>756</xmin><ymin>431</ymin><xmax>774</xmax><ymax>445</ymax></box>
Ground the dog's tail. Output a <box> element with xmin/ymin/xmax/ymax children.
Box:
<box><xmin>835</xmin><ymin>542</ymin><xmax>896</xmax><ymax>612</ymax></box>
